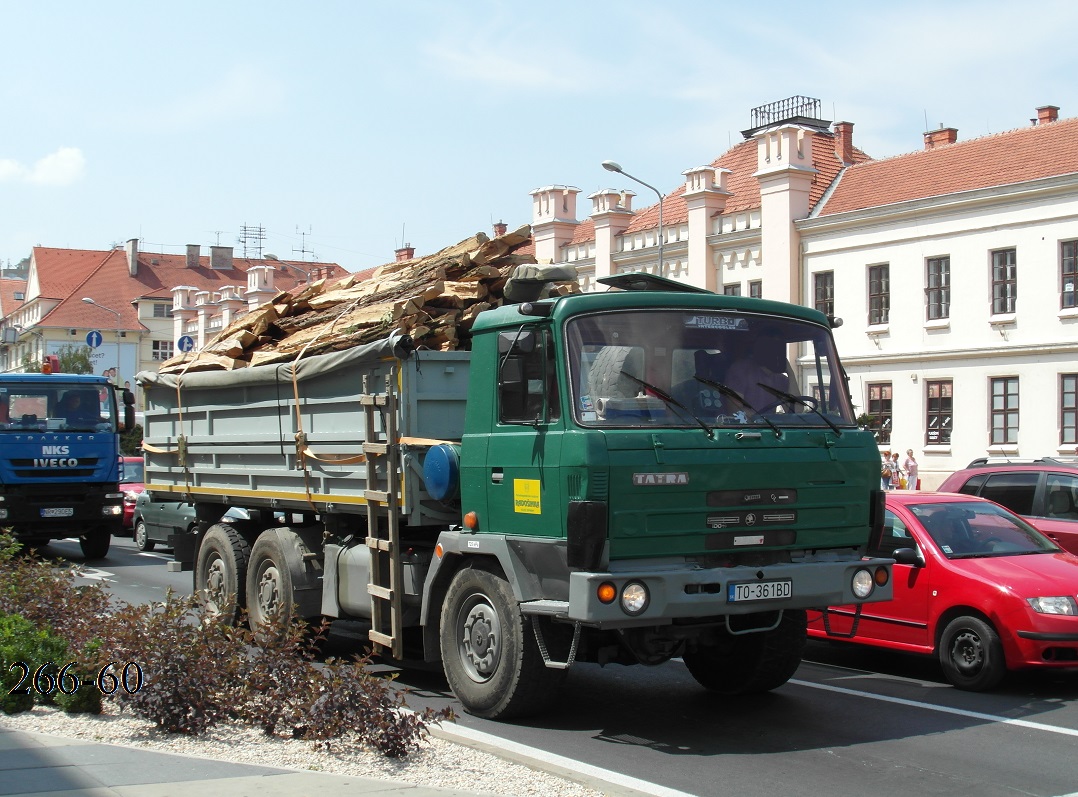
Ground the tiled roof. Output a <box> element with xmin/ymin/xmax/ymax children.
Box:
<box><xmin>816</xmin><ymin>117</ymin><xmax>1078</xmax><ymax>216</ymax></box>
<box><xmin>23</xmin><ymin>247</ymin><xmax>344</xmax><ymax>331</ymax></box>
<box><xmin>0</xmin><ymin>278</ymin><xmax>28</xmax><ymax>318</ymax></box>
<box><xmin>570</xmin><ymin>130</ymin><xmax>868</xmax><ymax>248</ymax></box>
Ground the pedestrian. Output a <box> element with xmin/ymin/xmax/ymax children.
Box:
<box><xmin>890</xmin><ymin>452</ymin><xmax>903</xmax><ymax>490</ymax></box>
<box><xmin>881</xmin><ymin>450</ymin><xmax>893</xmax><ymax>490</ymax></box>
<box><xmin>903</xmin><ymin>449</ymin><xmax>919</xmax><ymax>490</ymax></box>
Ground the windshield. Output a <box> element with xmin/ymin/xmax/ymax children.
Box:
<box><xmin>565</xmin><ymin>309</ymin><xmax>854</xmax><ymax>430</ymax></box>
<box><xmin>0</xmin><ymin>383</ymin><xmax>118</xmax><ymax>433</ymax></box>
<box><xmin>909</xmin><ymin>501</ymin><xmax>1059</xmax><ymax>558</ymax></box>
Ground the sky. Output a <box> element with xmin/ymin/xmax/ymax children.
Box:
<box><xmin>4</xmin><ymin>0</ymin><xmax>1078</xmax><ymax>274</ymax></box>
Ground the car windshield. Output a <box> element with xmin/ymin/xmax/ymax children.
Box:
<box><xmin>0</xmin><ymin>383</ymin><xmax>117</xmax><ymax>433</ymax></box>
<box><xmin>565</xmin><ymin>309</ymin><xmax>854</xmax><ymax>430</ymax></box>
<box><xmin>121</xmin><ymin>460</ymin><xmax>144</xmax><ymax>482</ymax></box>
<box><xmin>909</xmin><ymin>501</ymin><xmax>1061</xmax><ymax>559</ymax></box>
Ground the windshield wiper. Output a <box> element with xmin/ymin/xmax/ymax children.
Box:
<box><xmin>693</xmin><ymin>377</ymin><xmax>782</xmax><ymax>439</ymax></box>
<box><xmin>618</xmin><ymin>371</ymin><xmax>714</xmax><ymax>438</ymax></box>
<box><xmin>756</xmin><ymin>383</ymin><xmax>843</xmax><ymax>436</ymax></box>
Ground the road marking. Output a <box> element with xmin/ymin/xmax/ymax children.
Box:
<box><xmin>791</xmin><ymin>679</ymin><xmax>1078</xmax><ymax>738</ymax></box>
<box><xmin>74</xmin><ymin>567</ymin><xmax>114</xmax><ymax>582</ymax></box>
<box><xmin>137</xmin><ymin>552</ymin><xmax>172</xmax><ymax>561</ymax></box>
<box><xmin>435</xmin><ymin>722</ymin><xmax>700</xmax><ymax>797</ymax></box>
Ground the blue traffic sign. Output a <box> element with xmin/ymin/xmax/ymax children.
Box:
<box><xmin>177</xmin><ymin>335</ymin><xmax>195</xmax><ymax>353</ymax></box>
<box><xmin>86</xmin><ymin>330</ymin><xmax>103</xmax><ymax>348</ymax></box>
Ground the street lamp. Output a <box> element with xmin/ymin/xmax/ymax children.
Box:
<box><xmin>602</xmin><ymin>160</ymin><xmax>665</xmax><ymax>276</ymax></box>
<box><xmin>264</xmin><ymin>252</ymin><xmax>310</xmax><ymax>283</ymax></box>
<box><xmin>82</xmin><ymin>297</ymin><xmax>121</xmax><ymax>384</ymax></box>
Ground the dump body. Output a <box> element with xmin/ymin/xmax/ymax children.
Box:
<box><xmin>0</xmin><ymin>373</ymin><xmax>125</xmax><ymax>557</ymax></box>
<box><xmin>139</xmin><ymin>281</ymin><xmax>893</xmax><ymax>719</ymax></box>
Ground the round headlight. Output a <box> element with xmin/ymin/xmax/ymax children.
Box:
<box><xmin>620</xmin><ymin>581</ymin><xmax>649</xmax><ymax>615</ymax></box>
<box><xmin>851</xmin><ymin>568</ymin><xmax>874</xmax><ymax>599</ymax></box>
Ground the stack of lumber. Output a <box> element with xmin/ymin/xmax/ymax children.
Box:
<box><xmin>158</xmin><ymin>224</ymin><xmax>576</xmax><ymax>374</ymax></box>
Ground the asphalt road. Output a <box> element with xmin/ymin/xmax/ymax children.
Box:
<box><xmin>49</xmin><ymin>535</ymin><xmax>1078</xmax><ymax>797</ymax></box>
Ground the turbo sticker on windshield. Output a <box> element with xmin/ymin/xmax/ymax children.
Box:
<box><xmin>513</xmin><ymin>479</ymin><xmax>542</xmax><ymax>515</ymax></box>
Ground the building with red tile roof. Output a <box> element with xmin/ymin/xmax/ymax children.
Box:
<box><xmin>0</xmin><ymin>239</ymin><xmax>345</xmax><ymax>408</ymax></box>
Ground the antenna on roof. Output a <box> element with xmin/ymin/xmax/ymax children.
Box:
<box><xmin>292</xmin><ymin>225</ymin><xmax>314</xmax><ymax>262</ymax></box>
<box><xmin>923</xmin><ymin>108</ymin><xmax>929</xmax><ymax>131</ymax></box>
<box><xmin>238</xmin><ymin>224</ymin><xmax>266</xmax><ymax>258</ymax></box>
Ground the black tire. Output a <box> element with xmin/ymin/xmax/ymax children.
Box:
<box><xmin>245</xmin><ymin>528</ymin><xmax>323</xmax><ymax>634</ymax></box>
<box><xmin>134</xmin><ymin>520</ymin><xmax>156</xmax><ymax>552</ymax></box>
<box><xmin>439</xmin><ymin>563</ymin><xmax>564</xmax><ymax>720</ymax></box>
<box><xmin>79</xmin><ymin>527</ymin><xmax>110</xmax><ymax>560</ymax></box>
<box><xmin>195</xmin><ymin>524</ymin><xmax>251</xmax><ymax>624</ymax></box>
<box><xmin>938</xmin><ymin>615</ymin><xmax>1006</xmax><ymax>691</ymax></box>
<box><xmin>589</xmin><ymin>345</ymin><xmax>643</xmax><ymax>399</ymax></box>
<box><xmin>683</xmin><ymin>610</ymin><xmax>807</xmax><ymax>694</ymax></box>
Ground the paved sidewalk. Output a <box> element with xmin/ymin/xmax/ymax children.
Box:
<box><xmin>0</xmin><ymin>725</ymin><xmax>500</xmax><ymax>797</ymax></box>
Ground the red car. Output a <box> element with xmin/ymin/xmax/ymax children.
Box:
<box><xmin>119</xmin><ymin>456</ymin><xmax>145</xmax><ymax>532</ymax></box>
<box><xmin>938</xmin><ymin>458</ymin><xmax>1078</xmax><ymax>555</ymax></box>
<box><xmin>808</xmin><ymin>492</ymin><xmax>1078</xmax><ymax>690</ymax></box>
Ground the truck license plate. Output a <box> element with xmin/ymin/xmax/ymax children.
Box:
<box><xmin>40</xmin><ymin>507</ymin><xmax>74</xmax><ymax>518</ymax></box>
<box><xmin>728</xmin><ymin>580</ymin><xmax>792</xmax><ymax>602</ymax></box>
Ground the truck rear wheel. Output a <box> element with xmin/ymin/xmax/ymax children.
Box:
<box><xmin>245</xmin><ymin>528</ymin><xmax>323</xmax><ymax>634</ymax></box>
<box><xmin>683</xmin><ymin>610</ymin><xmax>807</xmax><ymax>694</ymax></box>
<box><xmin>195</xmin><ymin>524</ymin><xmax>251</xmax><ymax>624</ymax></box>
<box><xmin>79</xmin><ymin>526</ymin><xmax>111</xmax><ymax>560</ymax></box>
<box><xmin>439</xmin><ymin>563</ymin><xmax>564</xmax><ymax>719</ymax></box>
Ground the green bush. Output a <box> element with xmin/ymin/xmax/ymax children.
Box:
<box><xmin>0</xmin><ymin>611</ymin><xmax>68</xmax><ymax>714</ymax></box>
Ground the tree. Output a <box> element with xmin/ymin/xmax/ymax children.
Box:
<box><xmin>56</xmin><ymin>344</ymin><xmax>94</xmax><ymax>375</ymax></box>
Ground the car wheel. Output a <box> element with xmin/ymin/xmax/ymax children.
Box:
<box><xmin>134</xmin><ymin>520</ymin><xmax>155</xmax><ymax>552</ymax></box>
<box><xmin>938</xmin><ymin>615</ymin><xmax>1006</xmax><ymax>691</ymax></box>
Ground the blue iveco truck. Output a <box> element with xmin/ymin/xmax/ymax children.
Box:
<box><xmin>0</xmin><ymin>357</ymin><xmax>136</xmax><ymax>559</ymax></box>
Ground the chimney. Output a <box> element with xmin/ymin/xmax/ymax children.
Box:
<box><xmin>209</xmin><ymin>245</ymin><xmax>234</xmax><ymax>270</ymax></box>
<box><xmin>185</xmin><ymin>244</ymin><xmax>200</xmax><ymax>269</ymax></box>
<box><xmin>923</xmin><ymin>125</ymin><xmax>958</xmax><ymax>150</ymax></box>
<box><xmin>1036</xmin><ymin>105</ymin><xmax>1060</xmax><ymax>125</ymax></box>
<box><xmin>125</xmin><ymin>238</ymin><xmax>138</xmax><ymax>276</ymax></box>
<box><xmin>493</xmin><ymin>220</ymin><xmax>508</xmax><ymax>237</ymax></box>
<box><xmin>833</xmin><ymin>121</ymin><xmax>854</xmax><ymax>164</ymax></box>
<box><xmin>395</xmin><ymin>244</ymin><xmax>415</xmax><ymax>262</ymax></box>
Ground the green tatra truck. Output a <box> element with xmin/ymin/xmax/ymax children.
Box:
<box><xmin>138</xmin><ymin>273</ymin><xmax>892</xmax><ymax>719</ymax></box>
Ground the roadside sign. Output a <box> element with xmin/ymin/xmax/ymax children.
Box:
<box><xmin>86</xmin><ymin>330</ymin><xmax>103</xmax><ymax>348</ymax></box>
<box><xmin>177</xmin><ymin>335</ymin><xmax>195</xmax><ymax>353</ymax></box>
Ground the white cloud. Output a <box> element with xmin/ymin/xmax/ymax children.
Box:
<box><xmin>0</xmin><ymin>147</ymin><xmax>85</xmax><ymax>186</ymax></box>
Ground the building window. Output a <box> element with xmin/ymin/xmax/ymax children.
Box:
<box><xmin>749</xmin><ymin>280</ymin><xmax>762</xmax><ymax>299</ymax></box>
<box><xmin>926</xmin><ymin>380</ymin><xmax>952</xmax><ymax>446</ymax></box>
<box><xmin>151</xmin><ymin>340</ymin><xmax>175</xmax><ymax>361</ymax></box>
<box><xmin>868</xmin><ymin>264</ymin><xmax>889</xmax><ymax>325</ymax></box>
<box><xmin>152</xmin><ymin>303</ymin><xmax>173</xmax><ymax>318</ymax></box>
<box><xmin>1062</xmin><ymin>374</ymin><xmax>1077</xmax><ymax>446</ymax></box>
<box><xmin>723</xmin><ymin>283</ymin><xmax>741</xmax><ymax>296</ymax></box>
<box><xmin>866</xmin><ymin>382</ymin><xmax>892</xmax><ymax>445</ymax></box>
<box><xmin>991</xmin><ymin>248</ymin><xmax>1017</xmax><ymax>314</ymax></box>
<box><xmin>1062</xmin><ymin>241</ymin><xmax>1078</xmax><ymax>310</ymax></box>
<box><xmin>990</xmin><ymin>377</ymin><xmax>1019</xmax><ymax>445</ymax></box>
<box><xmin>926</xmin><ymin>256</ymin><xmax>950</xmax><ymax>320</ymax></box>
<box><xmin>814</xmin><ymin>272</ymin><xmax>834</xmax><ymax>317</ymax></box>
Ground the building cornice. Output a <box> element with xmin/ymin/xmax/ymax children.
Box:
<box><xmin>839</xmin><ymin>339</ymin><xmax>1078</xmax><ymax>368</ymax></box>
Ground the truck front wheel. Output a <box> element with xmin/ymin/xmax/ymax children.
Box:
<box><xmin>195</xmin><ymin>524</ymin><xmax>251</xmax><ymax>624</ymax></box>
<box><xmin>79</xmin><ymin>526</ymin><xmax>111</xmax><ymax>560</ymax></box>
<box><xmin>439</xmin><ymin>563</ymin><xmax>564</xmax><ymax>720</ymax></box>
<box><xmin>683</xmin><ymin>610</ymin><xmax>807</xmax><ymax>694</ymax></box>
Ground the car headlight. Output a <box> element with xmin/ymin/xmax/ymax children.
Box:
<box><xmin>1027</xmin><ymin>596</ymin><xmax>1078</xmax><ymax>615</ymax></box>
<box><xmin>851</xmin><ymin>568</ymin><xmax>875</xmax><ymax>599</ymax></box>
<box><xmin>620</xmin><ymin>581</ymin><xmax>650</xmax><ymax>615</ymax></box>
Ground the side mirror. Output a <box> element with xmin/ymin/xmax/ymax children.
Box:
<box><xmin>124</xmin><ymin>406</ymin><xmax>136</xmax><ymax>430</ymax></box>
<box><xmin>892</xmin><ymin>547</ymin><xmax>925</xmax><ymax>567</ymax></box>
<box><xmin>498</xmin><ymin>329</ymin><xmax>536</xmax><ymax>355</ymax></box>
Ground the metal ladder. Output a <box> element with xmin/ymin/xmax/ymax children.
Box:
<box><xmin>362</xmin><ymin>368</ymin><xmax>404</xmax><ymax>659</ymax></box>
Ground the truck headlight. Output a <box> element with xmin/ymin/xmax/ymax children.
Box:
<box><xmin>0</xmin><ymin>508</ymin><xmax>7</xmax><ymax>519</ymax></box>
<box><xmin>620</xmin><ymin>581</ymin><xmax>649</xmax><ymax>615</ymax></box>
<box><xmin>101</xmin><ymin>505</ymin><xmax>123</xmax><ymax>517</ymax></box>
<box><xmin>851</xmin><ymin>568</ymin><xmax>875</xmax><ymax>599</ymax></box>
<box><xmin>1027</xmin><ymin>596</ymin><xmax>1077</xmax><ymax>615</ymax></box>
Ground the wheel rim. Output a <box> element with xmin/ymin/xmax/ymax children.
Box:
<box><xmin>456</xmin><ymin>592</ymin><xmax>501</xmax><ymax>683</ymax></box>
<box><xmin>135</xmin><ymin>524</ymin><xmax>146</xmax><ymax>548</ymax></box>
<box><xmin>204</xmin><ymin>556</ymin><xmax>228</xmax><ymax>613</ymax></box>
<box><xmin>256</xmin><ymin>564</ymin><xmax>282</xmax><ymax>618</ymax></box>
<box><xmin>949</xmin><ymin>629</ymin><xmax>985</xmax><ymax>676</ymax></box>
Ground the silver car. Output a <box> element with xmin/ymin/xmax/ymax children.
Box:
<box><xmin>131</xmin><ymin>492</ymin><xmax>247</xmax><ymax>552</ymax></box>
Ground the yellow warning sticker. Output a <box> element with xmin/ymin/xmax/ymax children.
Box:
<box><xmin>513</xmin><ymin>478</ymin><xmax>542</xmax><ymax>515</ymax></box>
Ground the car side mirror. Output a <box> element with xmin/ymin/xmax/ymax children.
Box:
<box><xmin>892</xmin><ymin>546</ymin><xmax>925</xmax><ymax>567</ymax></box>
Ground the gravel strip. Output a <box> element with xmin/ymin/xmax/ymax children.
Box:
<box><xmin>0</xmin><ymin>703</ymin><xmax>605</xmax><ymax>797</ymax></box>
